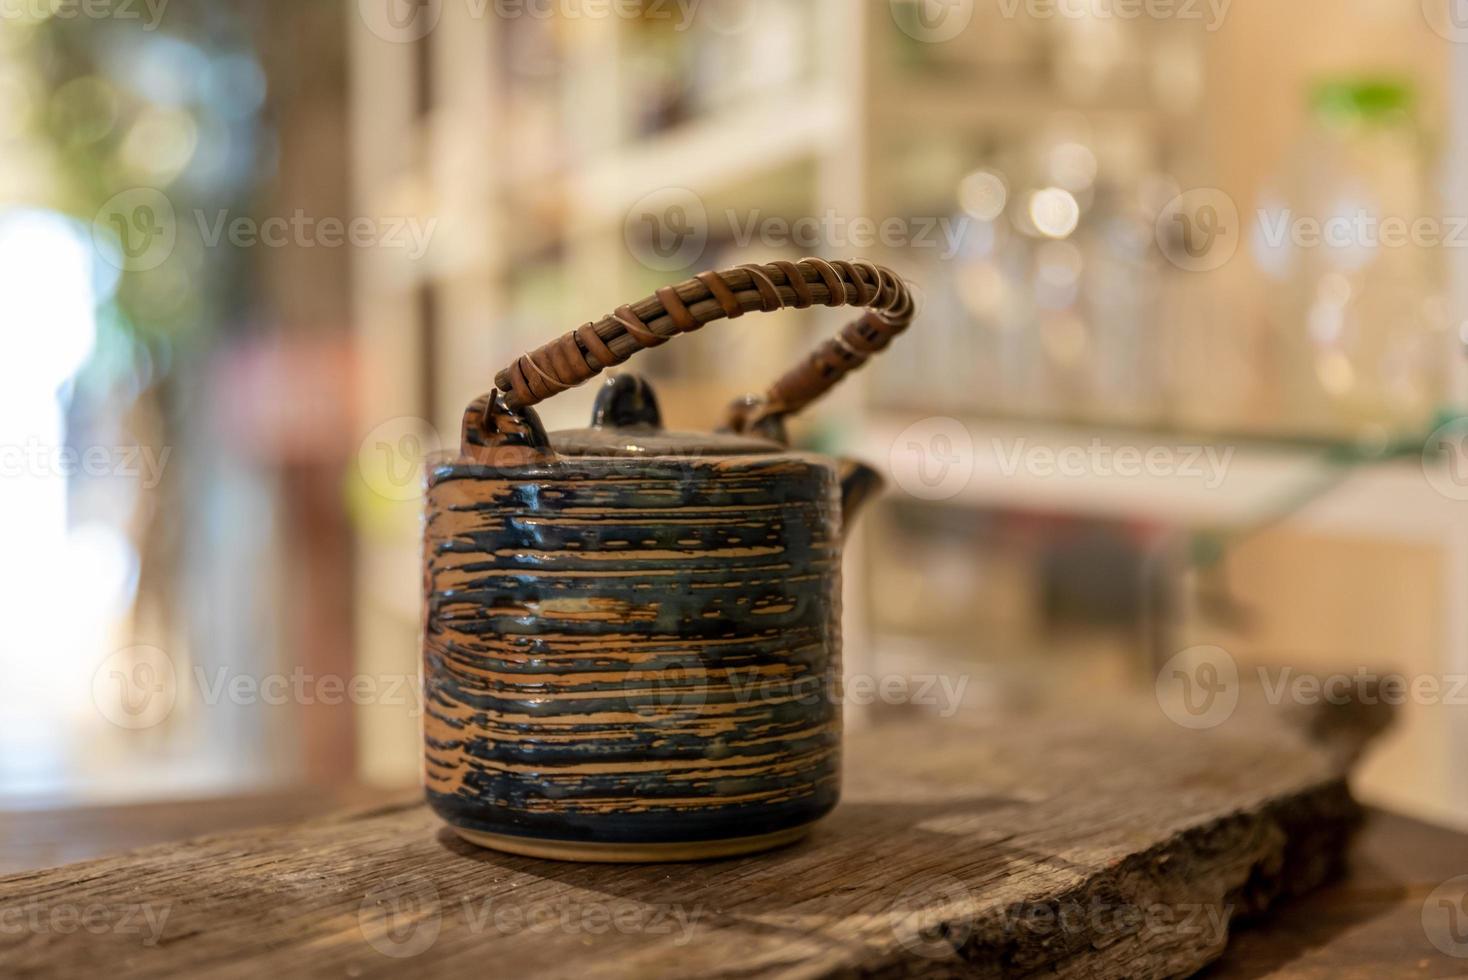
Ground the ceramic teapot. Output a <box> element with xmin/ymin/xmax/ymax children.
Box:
<box><xmin>422</xmin><ymin>258</ymin><xmax>914</xmax><ymax>862</ymax></box>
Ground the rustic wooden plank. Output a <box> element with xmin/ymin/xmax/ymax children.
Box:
<box><xmin>0</xmin><ymin>702</ymin><xmax>1368</xmax><ymax>979</ymax></box>
<box><xmin>0</xmin><ymin>784</ymin><xmax>409</xmax><ymax>875</ymax></box>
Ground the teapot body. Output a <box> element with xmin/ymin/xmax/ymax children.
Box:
<box><xmin>422</xmin><ymin>450</ymin><xmax>844</xmax><ymax>861</ymax></box>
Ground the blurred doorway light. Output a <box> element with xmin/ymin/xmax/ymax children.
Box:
<box><xmin>0</xmin><ymin>208</ymin><xmax>105</xmax><ymax>794</ymax></box>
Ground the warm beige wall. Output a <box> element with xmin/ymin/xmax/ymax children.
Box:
<box><xmin>1199</xmin><ymin>0</ymin><xmax>1449</xmax><ymax>215</ymax></box>
<box><xmin>1215</xmin><ymin>528</ymin><xmax>1453</xmax><ymax>826</ymax></box>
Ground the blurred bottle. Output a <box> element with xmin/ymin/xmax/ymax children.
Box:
<box><xmin>1077</xmin><ymin>175</ymin><xmax>1164</xmax><ymax>426</ymax></box>
<box><xmin>1252</xmin><ymin>79</ymin><xmax>1446</xmax><ymax>439</ymax></box>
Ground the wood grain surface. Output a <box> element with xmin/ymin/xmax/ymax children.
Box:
<box><xmin>0</xmin><ymin>784</ymin><xmax>403</xmax><ymax>876</ymax></box>
<box><xmin>0</xmin><ymin>697</ymin><xmax>1382</xmax><ymax>979</ymax></box>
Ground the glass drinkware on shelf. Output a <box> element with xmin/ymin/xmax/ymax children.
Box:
<box><xmin>1252</xmin><ymin>79</ymin><xmax>1446</xmax><ymax>439</ymax></box>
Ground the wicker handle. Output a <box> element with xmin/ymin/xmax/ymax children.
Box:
<box><xmin>492</xmin><ymin>258</ymin><xmax>914</xmax><ymax>434</ymax></box>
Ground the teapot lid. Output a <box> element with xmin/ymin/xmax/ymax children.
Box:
<box><xmin>550</xmin><ymin>375</ymin><xmax>786</xmax><ymax>458</ymax></box>
<box><xmin>550</xmin><ymin>426</ymin><xmax>785</xmax><ymax>457</ymax></box>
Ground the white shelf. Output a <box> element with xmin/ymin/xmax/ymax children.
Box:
<box><xmin>874</xmin><ymin>83</ymin><xmax>1164</xmax><ymax>128</ymax></box>
<box><xmin>569</xmin><ymin>92</ymin><xmax>850</xmax><ymax>224</ymax></box>
<box><xmin>859</xmin><ymin>414</ymin><xmax>1465</xmax><ymax>541</ymax></box>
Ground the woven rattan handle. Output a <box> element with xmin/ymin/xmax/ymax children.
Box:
<box><xmin>492</xmin><ymin>258</ymin><xmax>914</xmax><ymax>435</ymax></box>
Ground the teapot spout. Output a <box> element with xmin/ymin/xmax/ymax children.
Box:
<box><xmin>836</xmin><ymin>458</ymin><xmax>883</xmax><ymax>538</ymax></box>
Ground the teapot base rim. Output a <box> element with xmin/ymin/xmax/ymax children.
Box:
<box><xmin>450</xmin><ymin>821</ymin><xmax>817</xmax><ymax>863</ymax></box>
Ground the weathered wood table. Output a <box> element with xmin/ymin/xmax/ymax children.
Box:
<box><xmin>2</xmin><ymin>698</ymin><xmax>1462</xmax><ymax>978</ymax></box>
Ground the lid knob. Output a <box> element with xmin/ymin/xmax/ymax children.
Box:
<box><xmin>590</xmin><ymin>374</ymin><xmax>663</xmax><ymax>429</ymax></box>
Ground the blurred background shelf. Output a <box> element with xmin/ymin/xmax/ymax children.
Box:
<box><xmin>570</xmin><ymin>92</ymin><xmax>851</xmax><ymax>222</ymax></box>
<box><xmin>340</xmin><ymin>0</ymin><xmax>1468</xmax><ymax>825</ymax></box>
<box><xmin>860</xmin><ymin>412</ymin><xmax>1463</xmax><ymax>533</ymax></box>
<box><xmin>9</xmin><ymin>0</ymin><xmax>1468</xmax><ymax>842</ymax></box>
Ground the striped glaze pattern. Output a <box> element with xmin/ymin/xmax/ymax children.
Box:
<box><xmin>422</xmin><ymin>452</ymin><xmax>844</xmax><ymax>846</ymax></box>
